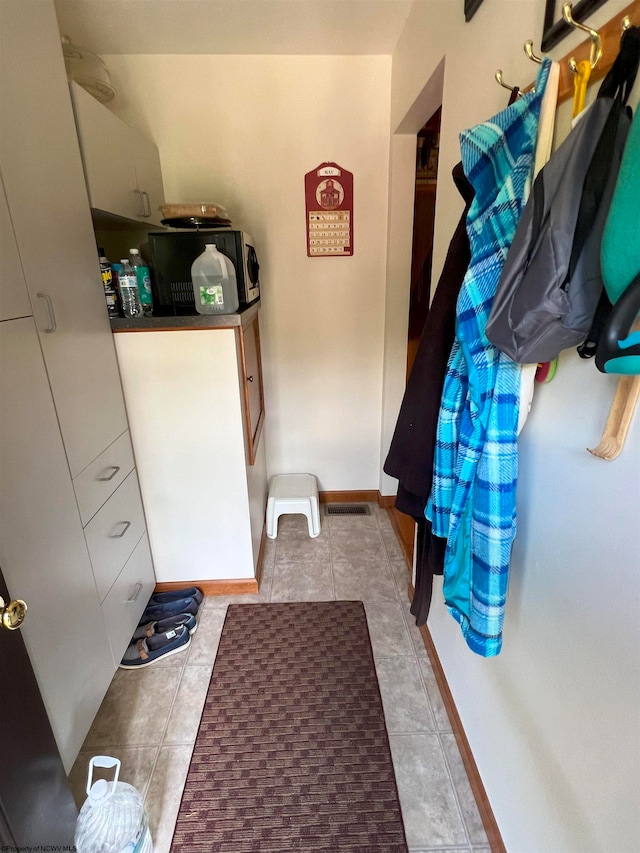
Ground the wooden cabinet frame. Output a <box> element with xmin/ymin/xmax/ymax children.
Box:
<box><xmin>237</xmin><ymin>311</ymin><xmax>265</xmax><ymax>466</ymax></box>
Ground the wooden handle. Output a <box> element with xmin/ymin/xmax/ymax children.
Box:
<box><xmin>588</xmin><ymin>374</ymin><xmax>640</xmax><ymax>460</ymax></box>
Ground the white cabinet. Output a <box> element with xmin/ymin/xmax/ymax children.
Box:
<box><xmin>73</xmin><ymin>430</ymin><xmax>136</xmax><ymax>527</ymax></box>
<box><xmin>0</xmin><ymin>0</ymin><xmax>156</xmax><ymax>772</ymax></box>
<box><xmin>0</xmin><ymin>173</ymin><xmax>31</xmax><ymax>322</ymax></box>
<box><xmin>70</xmin><ymin>82</ymin><xmax>165</xmax><ymax>227</ymax></box>
<box><xmin>114</xmin><ymin>309</ymin><xmax>268</xmax><ymax>584</ymax></box>
<box><xmin>102</xmin><ymin>533</ymin><xmax>155</xmax><ymax>667</ymax></box>
<box><xmin>0</xmin><ymin>318</ymin><xmax>115</xmax><ymax>773</ymax></box>
<box><xmin>0</xmin><ymin>12</ymin><xmax>128</xmax><ymax>478</ymax></box>
<box><xmin>84</xmin><ymin>469</ymin><xmax>148</xmax><ymax>602</ymax></box>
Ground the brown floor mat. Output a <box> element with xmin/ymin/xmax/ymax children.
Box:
<box><xmin>170</xmin><ymin>601</ymin><xmax>408</xmax><ymax>852</ymax></box>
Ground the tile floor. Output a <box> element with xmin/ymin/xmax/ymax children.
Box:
<box><xmin>69</xmin><ymin>503</ymin><xmax>490</xmax><ymax>853</ymax></box>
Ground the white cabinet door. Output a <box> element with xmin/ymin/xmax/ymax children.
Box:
<box><xmin>70</xmin><ymin>83</ymin><xmax>165</xmax><ymax>227</ymax></box>
<box><xmin>0</xmin><ymin>0</ymin><xmax>128</xmax><ymax>477</ymax></box>
<box><xmin>70</xmin><ymin>82</ymin><xmax>141</xmax><ymax>221</ymax></box>
<box><xmin>131</xmin><ymin>127</ymin><xmax>166</xmax><ymax>227</ymax></box>
<box><xmin>115</xmin><ymin>329</ymin><xmax>256</xmax><ymax>582</ymax></box>
<box><xmin>102</xmin><ymin>533</ymin><xmax>155</xmax><ymax>668</ymax></box>
<box><xmin>0</xmin><ymin>318</ymin><xmax>115</xmax><ymax>773</ymax></box>
<box><xmin>0</xmin><ymin>171</ymin><xmax>31</xmax><ymax>322</ymax></box>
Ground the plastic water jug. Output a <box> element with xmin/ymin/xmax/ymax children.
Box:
<box><xmin>74</xmin><ymin>756</ymin><xmax>153</xmax><ymax>853</ymax></box>
<box><xmin>191</xmin><ymin>242</ymin><xmax>239</xmax><ymax>314</ymax></box>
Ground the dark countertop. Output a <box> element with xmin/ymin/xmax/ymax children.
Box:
<box><xmin>111</xmin><ymin>301</ymin><xmax>260</xmax><ymax>332</ymax></box>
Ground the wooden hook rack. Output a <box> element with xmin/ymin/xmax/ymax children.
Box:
<box><xmin>527</xmin><ymin>1</ymin><xmax>640</xmax><ymax>103</ymax></box>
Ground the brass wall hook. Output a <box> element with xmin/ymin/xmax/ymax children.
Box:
<box><xmin>495</xmin><ymin>69</ymin><xmax>518</xmax><ymax>91</ymax></box>
<box><xmin>563</xmin><ymin>2</ymin><xmax>603</xmax><ymax>72</ymax></box>
<box><xmin>621</xmin><ymin>15</ymin><xmax>631</xmax><ymax>32</ymax></box>
<box><xmin>524</xmin><ymin>40</ymin><xmax>543</xmax><ymax>64</ymax></box>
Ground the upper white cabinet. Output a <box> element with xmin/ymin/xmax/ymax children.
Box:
<box><xmin>0</xmin><ymin>6</ymin><xmax>128</xmax><ymax>478</ymax></box>
<box><xmin>70</xmin><ymin>82</ymin><xmax>165</xmax><ymax>227</ymax></box>
<box><xmin>0</xmin><ymin>172</ymin><xmax>31</xmax><ymax>322</ymax></box>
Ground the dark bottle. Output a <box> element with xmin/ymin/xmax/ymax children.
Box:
<box><xmin>98</xmin><ymin>247</ymin><xmax>120</xmax><ymax>318</ymax></box>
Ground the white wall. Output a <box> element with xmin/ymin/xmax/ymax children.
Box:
<box><xmin>387</xmin><ymin>1</ymin><xmax>640</xmax><ymax>851</ymax></box>
<box><xmin>102</xmin><ymin>54</ymin><xmax>392</xmax><ymax>492</ymax></box>
<box><xmin>96</xmin><ymin>5</ymin><xmax>640</xmax><ymax>848</ymax></box>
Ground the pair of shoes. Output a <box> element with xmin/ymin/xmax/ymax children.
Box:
<box><xmin>150</xmin><ymin>587</ymin><xmax>204</xmax><ymax>607</ymax></box>
<box><xmin>120</xmin><ymin>625</ymin><xmax>191</xmax><ymax>669</ymax></box>
<box><xmin>133</xmin><ymin>612</ymin><xmax>197</xmax><ymax>641</ymax></box>
<box><xmin>138</xmin><ymin>587</ymin><xmax>204</xmax><ymax>624</ymax></box>
<box><xmin>120</xmin><ymin>587</ymin><xmax>205</xmax><ymax>669</ymax></box>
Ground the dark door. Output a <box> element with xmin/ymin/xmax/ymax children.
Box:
<box><xmin>0</xmin><ymin>565</ymin><xmax>78</xmax><ymax>846</ymax></box>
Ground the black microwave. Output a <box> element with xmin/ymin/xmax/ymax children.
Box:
<box><xmin>148</xmin><ymin>229</ymin><xmax>260</xmax><ymax>315</ymax></box>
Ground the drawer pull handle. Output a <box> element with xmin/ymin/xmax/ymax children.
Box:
<box><xmin>133</xmin><ymin>188</ymin><xmax>146</xmax><ymax>218</ymax></box>
<box><xmin>37</xmin><ymin>293</ymin><xmax>57</xmax><ymax>333</ymax></box>
<box><xmin>110</xmin><ymin>521</ymin><xmax>131</xmax><ymax>539</ymax></box>
<box><xmin>98</xmin><ymin>466</ymin><xmax>121</xmax><ymax>482</ymax></box>
<box><xmin>127</xmin><ymin>583</ymin><xmax>143</xmax><ymax>603</ymax></box>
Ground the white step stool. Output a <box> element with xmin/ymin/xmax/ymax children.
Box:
<box><xmin>266</xmin><ymin>473</ymin><xmax>320</xmax><ymax>539</ymax></box>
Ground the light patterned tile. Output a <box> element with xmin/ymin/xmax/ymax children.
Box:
<box><xmin>364</xmin><ymin>599</ymin><xmax>414</xmax><ymax>658</ymax></box>
<box><xmin>419</xmin><ymin>655</ymin><xmax>452</xmax><ymax>732</ymax></box>
<box><xmin>373</xmin><ymin>503</ymin><xmax>393</xmax><ymax>523</ymax></box>
<box><xmin>381</xmin><ymin>529</ymin><xmax>407</xmax><ymax>563</ymax></box>
<box><xmin>274</xmin><ymin>530</ymin><xmax>331</xmax><ymax>562</ymax></box>
<box><xmin>145</xmin><ymin>744</ymin><xmax>194</xmax><ymax>853</ymax></box>
<box><xmin>272</xmin><ymin>513</ymin><xmax>315</xmax><ymax>535</ymax></box>
<box><xmin>270</xmin><ymin>559</ymin><xmax>334</xmax><ymax>602</ymax></box>
<box><xmin>399</xmin><ymin>595</ymin><xmax>430</xmax><ymax>660</ymax></box>
<box><xmin>83</xmin><ymin>666</ymin><xmax>182</xmax><ymax>748</ymax></box>
<box><xmin>390</xmin><ymin>733</ymin><xmax>468</xmax><ymax>848</ymax></box>
<box><xmin>262</xmin><ymin>537</ymin><xmax>277</xmax><ymax>568</ymax></box>
<box><xmin>324</xmin><ymin>507</ymin><xmax>379</xmax><ymax>530</ymax></box>
<box><xmin>330</xmin><ymin>527</ymin><xmax>386</xmax><ymax>562</ymax></box>
<box><xmin>376</xmin><ymin>657</ymin><xmax>436</xmax><ymax>733</ymax></box>
<box><xmin>409</xmin><ymin>849</ymin><xmax>471</xmax><ymax>853</ymax></box>
<box><xmin>258</xmin><ymin>552</ymin><xmax>275</xmax><ymax>594</ymax></box>
<box><xmin>68</xmin><ymin>745</ymin><xmax>159</xmax><ymax>809</ymax></box>
<box><xmin>164</xmin><ymin>665</ymin><xmax>213</xmax><ymax>744</ymax></box>
<box><xmin>389</xmin><ymin>555</ymin><xmax>413</xmax><ymax>597</ymax></box>
<box><xmin>185</xmin><ymin>606</ymin><xmax>227</xmax><ymax>667</ymax></box>
<box><xmin>442</xmin><ymin>733</ymin><xmax>489</xmax><ymax>847</ymax></box>
<box><xmin>333</xmin><ymin>555</ymin><xmax>398</xmax><ymax>602</ymax></box>
<box><xmin>204</xmin><ymin>591</ymin><xmax>264</xmax><ymax>608</ymax></box>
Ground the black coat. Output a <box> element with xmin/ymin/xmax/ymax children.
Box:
<box><xmin>384</xmin><ymin>163</ymin><xmax>474</xmax><ymax>624</ymax></box>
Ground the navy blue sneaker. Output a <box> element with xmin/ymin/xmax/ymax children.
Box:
<box><xmin>149</xmin><ymin>587</ymin><xmax>204</xmax><ymax>607</ymax></box>
<box><xmin>132</xmin><ymin>612</ymin><xmax>197</xmax><ymax>642</ymax></box>
<box><xmin>139</xmin><ymin>596</ymin><xmax>199</xmax><ymax>624</ymax></box>
<box><xmin>119</xmin><ymin>625</ymin><xmax>191</xmax><ymax>669</ymax></box>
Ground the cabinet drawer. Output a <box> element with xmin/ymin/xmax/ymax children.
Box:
<box><xmin>102</xmin><ymin>533</ymin><xmax>155</xmax><ymax>668</ymax></box>
<box><xmin>74</xmin><ymin>431</ymin><xmax>135</xmax><ymax>526</ymax></box>
<box><xmin>85</xmin><ymin>470</ymin><xmax>146</xmax><ymax>602</ymax></box>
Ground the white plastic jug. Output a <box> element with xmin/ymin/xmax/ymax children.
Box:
<box><xmin>191</xmin><ymin>242</ymin><xmax>239</xmax><ymax>314</ymax></box>
<box><xmin>74</xmin><ymin>756</ymin><xmax>153</xmax><ymax>853</ymax></box>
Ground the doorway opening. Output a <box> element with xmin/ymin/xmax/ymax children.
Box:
<box><xmin>389</xmin><ymin>106</ymin><xmax>442</xmax><ymax>567</ymax></box>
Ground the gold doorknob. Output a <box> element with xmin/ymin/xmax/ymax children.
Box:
<box><xmin>0</xmin><ymin>595</ymin><xmax>27</xmax><ymax>630</ymax></box>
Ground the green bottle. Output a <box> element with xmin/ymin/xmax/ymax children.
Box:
<box><xmin>129</xmin><ymin>249</ymin><xmax>153</xmax><ymax>316</ymax></box>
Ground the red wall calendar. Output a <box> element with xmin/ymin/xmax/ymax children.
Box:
<box><xmin>304</xmin><ymin>162</ymin><xmax>353</xmax><ymax>257</ymax></box>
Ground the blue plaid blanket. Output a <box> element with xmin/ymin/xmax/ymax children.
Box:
<box><xmin>427</xmin><ymin>60</ymin><xmax>551</xmax><ymax>657</ymax></box>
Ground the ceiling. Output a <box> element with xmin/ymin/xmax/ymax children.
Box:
<box><xmin>54</xmin><ymin>0</ymin><xmax>416</xmax><ymax>55</ymax></box>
